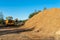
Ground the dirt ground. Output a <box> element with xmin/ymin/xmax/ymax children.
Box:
<box><xmin>0</xmin><ymin>31</ymin><xmax>54</xmax><ymax>40</ymax></box>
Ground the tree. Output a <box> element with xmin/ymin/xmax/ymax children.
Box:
<box><xmin>43</xmin><ymin>7</ymin><xmax>47</xmax><ymax>10</ymax></box>
<box><xmin>6</xmin><ymin>16</ymin><xmax>13</xmax><ymax>20</ymax></box>
<box><xmin>0</xmin><ymin>12</ymin><xmax>4</xmax><ymax>20</ymax></box>
<box><xmin>15</xmin><ymin>18</ymin><xmax>18</xmax><ymax>21</ymax></box>
<box><xmin>29</xmin><ymin>10</ymin><xmax>41</xmax><ymax>18</ymax></box>
<box><xmin>0</xmin><ymin>12</ymin><xmax>4</xmax><ymax>24</ymax></box>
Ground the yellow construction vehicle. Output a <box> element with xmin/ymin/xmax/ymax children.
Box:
<box><xmin>5</xmin><ymin>20</ymin><xmax>15</xmax><ymax>26</ymax></box>
<box><xmin>0</xmin><ymin>16</ymin><xmax>24</xmax><ymax>27</ymax></box>
<box><xmin>5</xmin><ymin>16</ymin><xmax>15</xmax><ymax>26</ymax></box>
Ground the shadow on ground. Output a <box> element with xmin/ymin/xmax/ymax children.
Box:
<box><xmin>0</xmin><ymin>25</ymin><xmax>21</xmax><ymax>29</ymax></box>
<box><xmin>0</xmin><ymin>27</ymin><xmax>34</xmax><ymax>36</ymax></box>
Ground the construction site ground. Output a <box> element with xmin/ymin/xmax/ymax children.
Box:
<box><xmin>0</xmin><ymin>26</ymin><xmax>24</xmax><ymax>35</ymax></box>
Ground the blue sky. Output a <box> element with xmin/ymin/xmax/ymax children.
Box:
<box><xmin>0</xmin><ymin>0</ymin><xmax>60</xmax><ymax>20</ymax></box>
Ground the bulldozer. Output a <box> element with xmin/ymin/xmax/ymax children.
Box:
<box><xmin>4</xmin><ymin>16</ymin><xmax>15</xmax><ymax>26</ymax></box>
<box><xmin>4</xmin><ymin>17</ymin><xmax>24</xmax><ymax>26</ymax></box>
<box><xmin>0</xmin><ymin>16</ymin><xmax>24</xmax><ymax>27</ymax></box>
<box><xmin>5</xmin><ymin>20</ymin><xmax>15</xmax><ymax>26</ymax></box>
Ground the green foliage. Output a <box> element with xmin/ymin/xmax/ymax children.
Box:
<box><xmin>0</xmin><ymin>20</ymin><xmax>2</xmax><ymax>24</ymax></box>
<box><xmin>20</xmin><ymin>19</ymin><xmax>28</xmax><ymax>23</ymax></box>
<box><xmin>0</xmin><ymin>18</ymin><xmax>4</xmax><ymax>24</ymax></box>
<box><xmin>22</xmin><ymin>19</ymin><xmax>28</xmax><ymax>23</ymax></box>
<box><xmin>6</xmin><ymin>16</ymin><xmax>13</xmax><ymax>20</ymax></box>
<box><xmin>15</xmin><ymin>18</ymin><xmax>18</xmax><ymax>22</ymax></box>
<box><xmin>43</xmin><ymin>7</ymin><xmax>47</xmax><ymax>10</ymax></box>
<box><xmin>29</xmin><ymin>10</ymin><xmax>41</xmax><ymax>18</ymax></box>
<box><xmin>0</xmin><ymin>12</ymin><xmax>4</xmax><ymax>24</ymax></box>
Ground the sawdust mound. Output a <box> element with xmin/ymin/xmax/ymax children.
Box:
<box><xmin>24</xmin><ymin>8</ymin><xmax>60</xmax><ymax>36</ymax></box>
<box><xmin>1</xmin><ymin>8</ymin><xmax>60</xmax><ymax>40</ymax></box>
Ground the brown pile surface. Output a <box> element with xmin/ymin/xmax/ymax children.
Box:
<box><xmin>24</xmin><ymin>8</ymin><xmax>60</xmax><ymax>36</ymax></box>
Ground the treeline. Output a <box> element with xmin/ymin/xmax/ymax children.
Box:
<box><xmin>29</xmin><ymin>7</ymin><xmax>47</xmax><ymax>18</ymax></box>
<box><xmin>0</xmin><ymin>7</ymin><xmax>47</xmax><ymax>24</ymax></box>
